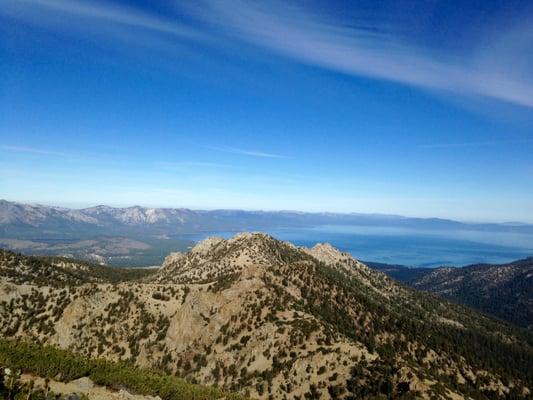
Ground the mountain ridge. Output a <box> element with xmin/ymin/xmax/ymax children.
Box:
<box><xmin>2</xmin><ymin>200</ymin><xmax>533</xmax><ymax>238</ymax></box>
<box><xmin>1</xmin><ymin>233</ymin><xmax>532</xmax><ymax>399</ymax></box>
<box><xmin>409</xmin><ymin>257</ymin><xmax>533</xmax><ymax>329</ymax></box>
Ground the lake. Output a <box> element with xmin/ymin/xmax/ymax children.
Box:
<box><xmin>175</xmin><ymin>225</ymin><xmax>533</xmax><ymax>267</ymax></box>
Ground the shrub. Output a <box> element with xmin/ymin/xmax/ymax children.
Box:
<box><xmin>0</xmin><ymin>339</ymin><xmax>247</xmax><ymax>400</ymax></box>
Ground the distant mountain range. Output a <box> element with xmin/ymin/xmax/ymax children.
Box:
<box><xmin>2</xmin><ymin>199</ymin><xmax>533</xmax><ymax>238</ymax></box>
<box><xmin>369</xmin><ymin>258</ymin><xmax>533</xmax><ymax>329</ymax></box>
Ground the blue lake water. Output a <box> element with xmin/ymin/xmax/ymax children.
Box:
<box><xmin>175</xmin><ymin>225</ymin><xmax>533</xmax><ymax>267</ymax></box>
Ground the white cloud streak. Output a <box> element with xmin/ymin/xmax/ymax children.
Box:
<box><xmin>208</xmin><ymin>146</ymin><xmax>288</xmax><ymax>159</ymax></box>
<box><xmin>0</xmin><ymin>145</ymin><xmax>67</xmax><ymax>157</ymax></box>
<box><xmin>4</xmin><ymin>0</ymin><xmax>533</xmax><ymax>109</ymax></box>
<box><xmin>181</xmin><ymin>0</ymin><xmax>533</xmax><ymax>109</ymax></box>
<box><xmin>158</xmin><ymin>161</ymin><xmax>233</xmax><ymax>169</ymax></box>
<box><xmin>2</xmin><ymin>0</ymin><xmax>206</xmax><ymax>49</ymax></box>
<box><xmin>420</xmin><ymin>139</ymin><xmax>533</xmax><ymax>149</ymax></box>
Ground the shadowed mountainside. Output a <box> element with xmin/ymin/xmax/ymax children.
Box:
<box><xmin>364</xmin><ymin>261</ymin><xmax>432</xmax><ymax>282</ymax></box>
<box><xmin>409</xmin><ymin>258</ymin><xmax>533</xmax><ymax>329</ymax></box>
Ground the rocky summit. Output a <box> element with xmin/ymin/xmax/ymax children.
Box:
<box><xmin>1</xmin><ymin>233</ymin><xmax>532</xmax><ymax>399</ymax></box>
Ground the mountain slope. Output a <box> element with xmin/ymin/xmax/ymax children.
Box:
<box><xmin>1</xmin><ymin>234</ymin><xmax>532</xmax><ymax>399</ymax></box>
<box><xmin>0</xmin><ymin>249</ymin><xmax>157</xmax><ymax>286</ymax></box>
<box><xmin>365</xmin><ymin>261</ymin><xmax>432</xmax><ymax>282</ymax></box>
<box><xmin>0</xmin><ymin>339</ymin><xmax>246</xmax><ymax>400</ymax></box>
<box><xmin>411</xmin><ymin>257</ymin><xmax>533</xmax><ymax>329</ymax></box>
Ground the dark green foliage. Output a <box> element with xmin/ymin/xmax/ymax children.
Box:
<box><xmin>264</xmin><ymin>249</ymin><xmax>533</xmax><ymax>398</ymax></box>
<box><xmin>0</xmin><ymin>368</ymin><xmax>60</xmax><ymax>400</ymax></box>
<box><xmin>411</xmin><ymin>258</ymin><xmax>533</xmax><ymax>329</ymax></box>
<box><xmin>0</xmin><ymin>339</ymin><xmax>247</xmax><ymax>400</ymax></box>
<box><xmin>0</xmin><ymin>249</ymin><xmax>156</xmax><ymax>287</ymax></box>
<box><xmin>209</xmin><ymin>273</ymin><xmax>241</xmax><ymax>293</ymax></box>
<box><xmin>152</xmin><ymin>292</ymin><xmax>170</xmax><ymax>301</ymax></box>
<box><xmin>365</xmin><ymin>261</ymin><xmax>432</xmax><ymax>282</ymax></box>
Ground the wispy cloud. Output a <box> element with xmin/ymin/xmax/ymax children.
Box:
<box><xmin>181</xmin><ymin>0</ymin><xmax>533</xmax><ymax>109</ymax></box>
<box><xmin>420</xmin><ymin>139</ymin><xmax>533</xmax><ymax>149</ymax></box>
<box><xmin>208</xmin><ymin>146</ymin><xmax>288</xmax><ymax>159</ymax></box>
<box><xmin>2</xmin><ymin>0</ymin><xmax>206</xmax><ymax>51</ymax></box>
<box><xmin>158</xmin><ymin>161</ymin><xmax>233</xmax><ymax>169</ymax></box>
<box><xmin>0</xmin><ymin>145</ymin><xmax>67</xmax><ymax>157</ymax></box>
<box><xmin>5</xmin><ymin>0</ymin><xmax>533</xmax><ymax>109</ymax></box>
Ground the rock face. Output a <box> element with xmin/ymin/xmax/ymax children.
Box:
<box><xmin>304</xmin><ymin>243</ymin><xmax>347</xmax><ymax>264</ymax></box>
<box><xmin>303</xmin><ymin>243</ymin><xmax>370</xmax><ymax>273</ymax></box>
<box><xmin>157</xmin><ymin>233</ymin><xmax>301</xmax><ymax>284</ymax></box>
<box><xmin>1</xmin><ymin>234</ymin><xmax>532</xmax><ymax>399</ymax></box>
<box><xmin>411</xmin><ymin>257</ymin><xmax>533</xmax><ymax>329</ymax></box>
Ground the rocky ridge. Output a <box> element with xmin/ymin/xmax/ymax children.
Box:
<box><xmin>1</xmin><ymin>234</ymin><xmax>532</xmax><ymax>399</ymax></box>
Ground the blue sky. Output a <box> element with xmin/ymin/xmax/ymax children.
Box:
<box><xmin>1</xmin><ymin>0</ymin><xmax>533</xmax><ymax>222</ymax></box>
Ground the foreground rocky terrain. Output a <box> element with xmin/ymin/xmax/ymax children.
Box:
<box><xmin>0</xmin><ymin>340</ymin><xmax>244</xmax><ymax>400</ymax></box>
<box><xmin>10</xmin><ymin>373</ymin><xmax>163</xmax><ymax>400</ymax></box>
<box><xmin>1</xmin><ymin>233</ymin><xmax>532</xmax><ymax>399</ymax></box>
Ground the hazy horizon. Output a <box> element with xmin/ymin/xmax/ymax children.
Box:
<box><xmin>3</xmin><ymin>198</ymin><xmax>533</xmax><ymax>225</ymax></box>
